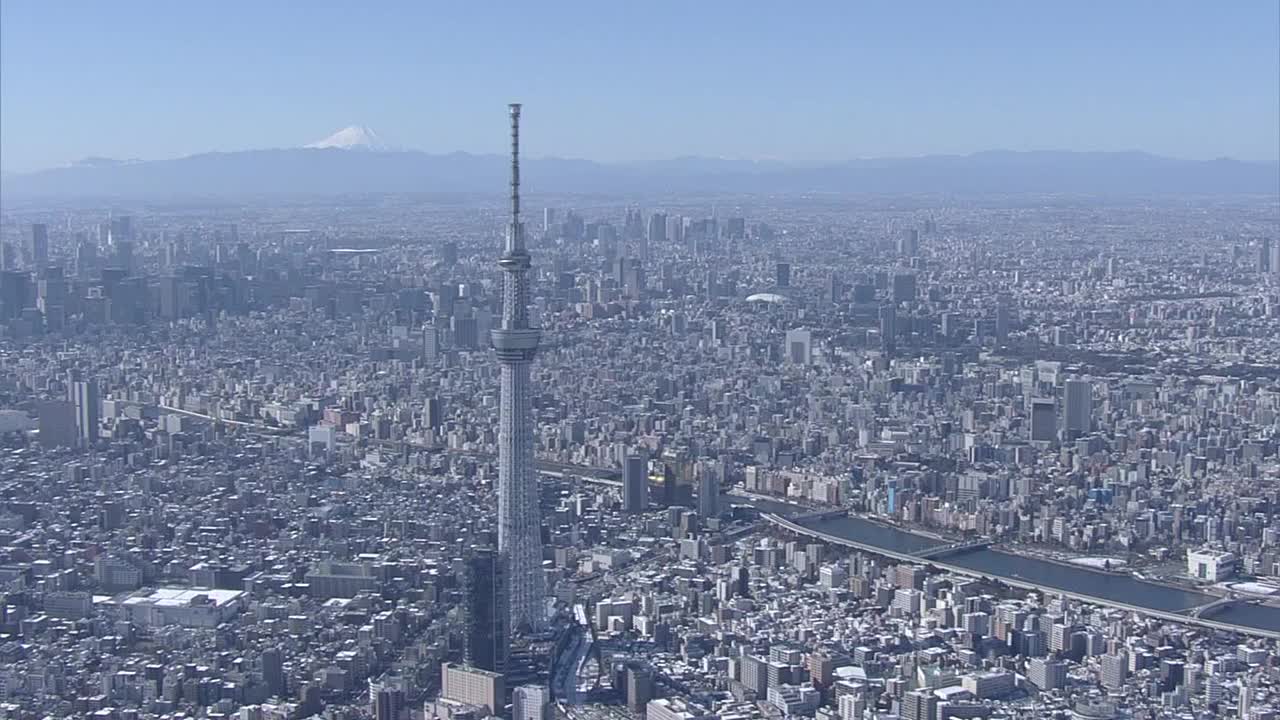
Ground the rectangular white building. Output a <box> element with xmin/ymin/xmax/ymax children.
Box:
<box><xmin>1187</xmin><ymin>549</ymin><xmax>1236</xmax><ymax>582</ymax></box>
<box><xmin>119</xmin><ymin>587</ymin><xmax>244</xmax><ymax>628</ymax></box>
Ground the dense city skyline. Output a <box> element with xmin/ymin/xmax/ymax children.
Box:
<box><xmin>1</xmin><ymin>4</ymin><xmax>1280</xmax><ymax>719</ymax></box>
<box><xmin>0</xmin><ymin>134</ymin><xmax>1278</xmax><ymax>717</ymax></box>
<box><xmin>2</xmin><ymin>1</ymin><xmax>1279</xmax><ymax>172</ymax></box>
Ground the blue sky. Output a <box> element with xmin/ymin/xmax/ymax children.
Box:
<box><xmin>2</xmin><ymin>1</ymin><xmax>1277</xmax><ymax>172</ymax></box>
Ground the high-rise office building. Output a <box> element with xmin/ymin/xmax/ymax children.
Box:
<box><xmin>1049</xmin><ymin>622</ymin><xmax>1075</xmax><ymax>653</ymax></box>
<box><xmin>435</xmin><ymin>284</ymin><xmax>458</xmax><ymax>319</ymax></box>
<box><xmin>71</xmin><ymin>379</ymin><xmax>100</xmax><ymax>446</ymax></box>
<box><xmin>898</xmin><ymin>228</ymin><xmax>919</xmax><ymax>258</ymax></box>
<box><xmin>624</xmin><ymin>208</ymin><xmax>644</xmax><ymax>239</ymax></box>
<box><xmin>0</xmin><ymin>270</ymin><xmax>30</xmax><ymax>320</ymax></box>
<box><xmin>261</xmin><ymin>647</ymin><xmax>285</xmax><ymax>698</ymax></box>
<box><xmin>646</xmin><ymin>213</ymin><xmax>666</xmax><ymax>261</ymax></box>
<box><xmin>624</xmin><ymin>262</ymin><xmax>645</xmax><ymax>300</ymax></box>
<box><xmin>463</xmin><ymin>546</ymin><xmax>509</xmax><ymax>673</ymax></box>
<box><xmin>423</xmin><ymin>323</ymin><xmax>440</xmax><ymax>362</ymax></box>
<box><xmin>711</xmin><ymin>318</ymin><xmax>729</xmax><ymax>344</ymax></box>
<box><xmin>879</xmin><ymin>304</ymin><xmax>897</xmax><ymax>357</ymax></box>
<box><xmin>740</xmin><ymin>654</ymin><xmax>768</xmax><ymax>695</ymax></box>
<box><xmin>697</xmin><ymin>470</ymin><xmax>719</xmax><ymax>521</ymax></box>
<box><xmin>626</xmin><ymin>665</ymin><xmax>654</xmax><ymax>712</ymax></box>
<box><xmin>892</xmin><ymin>273</ymin><xmax>917</xmax><ymax>303</ymax></box>
<box><xmin>624</xmin><ymin>454</ymin><xmax>648</xmax><ymax>513</ymax></box>
<box><xmin>785</xmin><ymin>328</ymin><xmax>813</xmax><ymax>365</ymax></box>
<box><xmin>826</xmin><ymin>273</ymin><xmax>843</xmax><ymax>304</ymax></box>
<box><xmin>491</xmin><ymin>104</ymin><xmax>545</xmax><ymax>633</ymax></box>
<box><xmin>1100</xmin><ymin>653</ymin><xmax>1127</xmax><ymax>690</ymax></box>
<box><xmin>775</xmin><ymin>262</ymin><xmax>791</xmax><ymax>288</ymax></box>
<box><xmin>666</xmin><ymin>215</ymin><xmax>684</xmax><ymax>247</ymax></box>
<box><xmin>372</xmin><ymin>686</ymin><xmax>405</xmax><ymax>720</ymax></box>
<box><xmin>722</xmin><ymin>216</ymin><xmax>744</xmax><ymax>239</ymax></box>
<box><xmin>113</xmin><ymin>241</ymin><xmax>135</xmax><ymax>275</ymax></box>
<box><xmin>28</xmin><ymin>224</ymin><xmax>48</xmax><ymax>269</ymax></box>
<box><xmin>1028</xmin><ymin>658</ymin><xmax>1067</xmax><ymax>691</ymax></box>
<box><xmin>158</xmin><ymin>276</ymin><xmax>185</xmax><ymax>320</ymax></box>
<box><xmin>1030</xmin><ymin>399</ymin><xmax>1057</xmax><ymax>442</ymax></box>
<box><xmin>1063</xmin><ymin>378</ymin><xmax>1093</xmax><ymax>440</ymax></box>
<box><xmin>36</xmin><ymin>267</ymin><xmax>65</xmax><ymax>315</ymax></box>
<box><xmin>110</xmin><ymin>216</ymin><xmax>133</xmax><ymax>243</ymax></box>
<box><xmin>513</xmin><ymin>684</ymin><xmax>549</xmax><ymax>720</ymax></box>
<box><xmin>426</xmin><ymin>397</ymin><xmax>444</xmax><ymax>431</ymax></box>
<box><xmin>995</xmin><ymin>296</ymin><xmax>1012</xmax><ymax>341</ymax></box>
<box><xmin>939</xmin><ymin>311</ymin><xmax>960</xmax><ymax>340</ymax></box>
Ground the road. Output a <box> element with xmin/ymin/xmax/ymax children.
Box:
<box><xmin>126</xmin><ymin>402</ymin><xmax>628</xmax><ymax>485</ymax></box>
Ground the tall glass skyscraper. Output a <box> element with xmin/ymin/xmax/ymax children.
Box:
<box><xmin>463</xmin><ymin>545</ymin><xmax>509</xmax><ymax>673</ymax></box>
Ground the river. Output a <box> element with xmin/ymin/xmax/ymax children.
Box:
<box><xmin>778</xmin><ymin>510</ymin><xmax>1280</xmax><ymax>635</ymax></box>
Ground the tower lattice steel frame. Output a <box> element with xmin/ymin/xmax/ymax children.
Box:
<box><xmin>491</xmin><ymin>103</ymin><xmax>545</xmax><ymax>632</ymax></box>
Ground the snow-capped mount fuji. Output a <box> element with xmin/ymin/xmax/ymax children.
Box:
<box><xmin>304</xmin><ymin>125</ymin><xmax>389</xmax><ymax>150</ymax></box>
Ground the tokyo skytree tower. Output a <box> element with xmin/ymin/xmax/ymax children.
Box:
<box><xmin>491</xmin><ymin>103</ymin><xmax>545</xmax><ymax>632</ymax></box>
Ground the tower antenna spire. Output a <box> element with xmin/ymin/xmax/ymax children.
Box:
<box><xmin>508</xmin><ymin>103</ymin><xmax>522</xmax><ymax>253</ymax></box>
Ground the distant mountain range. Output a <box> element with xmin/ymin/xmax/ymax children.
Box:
<box><xmin>3</xmin><ymin>140</ymin><xmax>1276</xmax><ymax>199</ymax></box>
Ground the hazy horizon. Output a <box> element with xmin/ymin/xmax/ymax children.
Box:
<box><xmin>2</xmin><ymin>1</ymin><xmax>1278</xmax><ymax>174</ymax></box>
<box><xmin>8</xmin><ymin>141</ymin><xmax>1280</xmax><ymax>179</ymax></box>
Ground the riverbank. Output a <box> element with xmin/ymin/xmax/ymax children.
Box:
<box><xmin>742</xmin><ymin>495</ymin><xmax>1280</xmax><ymax>635</ymax></box>
<box><xmin>765</xmin><ymin>510</ymin><xmax>1280</xmax><ymax>638</ymax></box>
